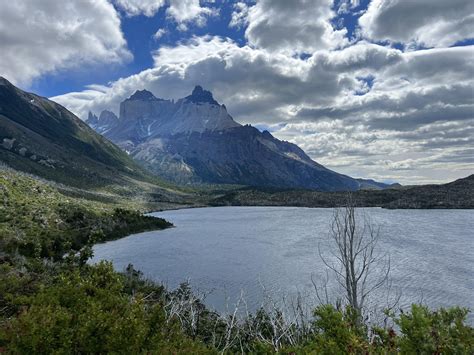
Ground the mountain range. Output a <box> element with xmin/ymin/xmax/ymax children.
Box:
<box><xmin>87</xmin><ymin>86</ymin><xmax>375</xmax><ymax>191</ymax></box>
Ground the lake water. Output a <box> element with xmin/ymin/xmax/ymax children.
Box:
<box><xmin>92</xmin><ymin>207</ymin><xmax>474</xmax><ymax>320</ymax></box>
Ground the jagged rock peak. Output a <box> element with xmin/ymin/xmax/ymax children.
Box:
<box><xmin>87</xmin><ymin>111</ymin><xmax>98</xmax><ymax>121</ymax></box>
<box><xmin>127</xmin><ymin>89</ymin><xmax>159</xmax><ymax>101</ymax></box>
<box><xmin>86</xmin><ymin>112</ymin><xmax>98</xmax><ymax>126</ymax></box>
<box><xmin>185</xmin><ymin>85</ymin><xmax>219</xmax><ymax>105</ymax></box>
<box><xmin>99</xmin><ymin>110</ymin><xmax>118</xmax><ymax>121</ymax></box>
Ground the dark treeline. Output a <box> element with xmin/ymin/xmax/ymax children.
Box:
<box><xmin>210</xmin><ymin>174</ymin><xmax>474</xmax><ymax>209</ymax></box>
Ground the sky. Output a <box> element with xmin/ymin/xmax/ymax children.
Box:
<box><xmin>0</xmin><ymin>0</ymin><xmax>473</xmax><ymax>185</ymax></box>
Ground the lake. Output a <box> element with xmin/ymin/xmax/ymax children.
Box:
<box><xmin>92</xmin><ymin>207</ymin><xmax>474</xmax><ymax>320</ymax></box>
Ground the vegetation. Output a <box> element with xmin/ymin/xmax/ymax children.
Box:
<box><xmin>0</xmin><ymin>261</ymin><xmax>212</xmax><ymax>354</ymax></box>
<box><xmin>1</xmin><ymin>259</ymin><xmax>472</xmax><ymax>354</ymax></box>
<box><xmin>1</xmin><ymin>168</ymin><xmax>473</xmax><ymax>353</ymax></box>
<box><xmin>210</xmin><ymin>174</ymin><xmax>474</xmax><ymax>209</ymax></box>
<box><xmin>0</xmin><ymin>169</ymin><xmax>172</xmax><ymax>260</ymax></box>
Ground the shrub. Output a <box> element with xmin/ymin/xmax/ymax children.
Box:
<box><xmin>395</xmin><ymin>304</ymin><xmax>474</xmax><ymax>354</ymax></box>
<box><xmin>0</xmin><ymin>262</ymin><xmax>212</xmax><ymax>354</ymax></box>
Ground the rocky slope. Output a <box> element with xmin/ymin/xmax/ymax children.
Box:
<box><xmin>89</xmin><ymin>86</ymin><xmax>361</xmax><ymax>191</ymax></box>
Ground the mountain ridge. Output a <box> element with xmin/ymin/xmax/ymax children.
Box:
<box><xmin>88</xmin><ymin>86</ymin><xmax>362</xmax><ymax>191</ymax></box>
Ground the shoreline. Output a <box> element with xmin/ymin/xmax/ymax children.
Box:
<box><xmin>146</xmin><ymin>203</ymin><xmax>474</xmax><ymax>215</ymax></box>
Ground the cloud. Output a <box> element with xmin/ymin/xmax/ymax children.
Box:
<box><xmin>167</xmin><ymin>0</ymin><xmax>217</xmax><ymax>31</ymax></box>
<box><xmin>337</xmin><ymin>0</ymin><xmax>361</xmax><ymax>15</ymax></box>
<box><xmin>153</xmin><ymin>28</ymin><xmax>167</xmax><ymax>40</ymax></box>
<box><xmin>53</xmin><ymin>35</ymin><xmax>358</xmax><ymax>120</ymax></box>
<box><xmin>229</xmin><ymin>2</ymin><xmax>249</xmax><ymax>29</ymax></box>
<box><xmin>274</xmin><ymin>118</ymin><xmax>474</xmax><ymax>185</ymax></box>
<box><xmin>0</xmin><ymin>0</ymin><xmax>131</xmax><ymax>86</ymax></box>
<box><xmin>359</xmin><ymin>0</ymin><xmax>474</xmax><ymax>47</ymax></box>
<box><xmin>114</xmin><ymin>0</ymin><xmax>166</xmax><ymax>17</ymax></box>
<box><xmin>244</xmin><ymin>0</ymin><xmax>349</xmax><ymax>54</ymax></box>
<box><xmin>114</xmin><ymin>0</ymin><xmax>216</xmax><ymax>29</ymax></box>
<box><xmin>311</xmin><ymin>41</ymin><xmax>403</xmax><ymax>72</ymax></box>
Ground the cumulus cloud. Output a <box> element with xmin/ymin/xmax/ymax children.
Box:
<box><xmin>0</xmin><ymin>0</ymin><xmax>131</xmax><ymax>86</ymax></box>
<box><xmin>53</xmin><ymin>35</ymin><xmax>359</xmax><ymax>120</ymax></box>
<box><xmin>359</xmin><ymin>0</ymin><xmax>474</xmax><ymax>47</ymax></box>
<box><xmin>244</xmin><ymin>0</ymin><xmax>348</xmax><ymax>54</ymax></box>
<box><xmin>229</xmin><ymin>2</ymin><xmax>249</xmax><ymax>29</ymax></box>
<box><xmin>167</xmin><ymin>0</ymin><xmax>217</xmax><ymax>31</ymax></box>
<box><xmin>153</xmin><ymin>28</ymin><xmax>167</xmax><ymax>40</ymax></box>
<box><xmin>114</xmin><ymin>0</ymin><xmax>166</xmax><ymax>17</ymax></box>
<box><xmin>337</xmin><ymin>0</ymin><xmax>361</xmax><ymax>15</ymax></box>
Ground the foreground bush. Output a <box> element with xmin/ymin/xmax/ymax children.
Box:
<box><xmin>0</xmin><ymin>262</ymin><xmax>211</xmax><ymax>354</ymax></box>
<box><xmin>394</xmin><ymin>304</ymin><xmax>474</xmax><ymax>353</ymax></box>
<box><xmin>288</xmin><ymin>304</ymin><xmax>473</xmax><ymax>354</ymax></box>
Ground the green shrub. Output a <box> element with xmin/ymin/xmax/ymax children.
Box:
<box><xmin>0</xmin><ymin>262</ymin><xmax>212</xmax><ymax>354</ymax></box>
<box><xmin>289</xmin><ymin>305</ymin><xmax>370</xmax><ymax>354</ymax></box>
<box><xmin>395</xmin><ymin>304</ymin><xmax>474</xmax><ymax>354</ymax></box>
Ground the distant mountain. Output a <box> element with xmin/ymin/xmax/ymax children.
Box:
<box><xmin>356</xmin><ymin>178</ymin><xmax>401</xmax><ymax>190</ymax></box>
<box><xmin>87</xmin><ymin>85</ymin><xmax>241</xmax><ymax>142</ymax></box>
<box><xmin>89</xmin><ymin>86</ymin><xmax>360</xmax><ymax>191</ymax></box>
<box><xmin>0</xmin><ymin>77</ymin><xmax>174</xmax><ymax>193</ymax></box>
<box><xmin>87</xmin><ymin>110</ymin><xmax>119</xmax><ymax>135</ymax></box>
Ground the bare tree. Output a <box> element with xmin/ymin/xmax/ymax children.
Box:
<box><xmin>318</xmin><ymin>196</ymin><xmax>392</xmax><ymax>323</ymax></box>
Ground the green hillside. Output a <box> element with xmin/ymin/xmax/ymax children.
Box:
<box><xmin>0</xmin><ymin>77</ymin><xmax>176</xmax><ymax>196</ymax></box>
<box><xmin>0</xmin><ymin>168</ymin><xmax>175</xmax><ymax>260</ymax></box>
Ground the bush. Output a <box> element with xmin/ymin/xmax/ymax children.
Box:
<box><xmin>395</xmin><ymin>304</ymin><xmax>474</xmax><ymax>354</ymax></box>
<box><xmin>0</xmin><ymin>262</ymin><xmax>212</xmax><ymax>354</ymax></box>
